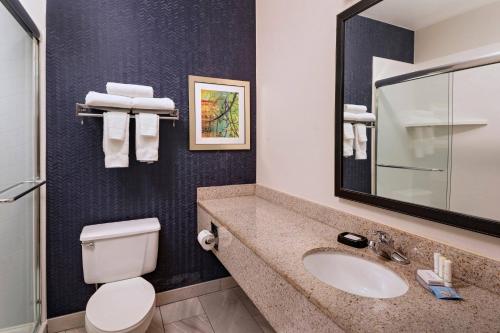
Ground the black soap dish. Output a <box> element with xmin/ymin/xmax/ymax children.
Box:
<box><xmin>337</xmin><ymin>232</ymin><xmax>369</xmax><ymax>248</ymax></box>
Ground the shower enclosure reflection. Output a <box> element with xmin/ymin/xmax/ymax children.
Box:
<box><xmin>376</xmin><ymin>74</ymin><xmax>451</xmax><ymax>211</ymax></box>
<box><xmin>373</xmin><ymin>58</ymin><xmax>500</xmax><ymax>222</ymax></box>
<box><xmin>337</xmin><ymin>0</ymin><xmax>500</xmax><ymax>235</ymax></box>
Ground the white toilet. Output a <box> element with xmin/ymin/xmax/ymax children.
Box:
<box><xmin>80</xmin><ymin>218</ymin><xmax>161</xmax><ymax>333</ymax></box>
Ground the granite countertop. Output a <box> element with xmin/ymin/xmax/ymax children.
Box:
<box><xmin>198</xmin><ymin>195</ymin><xmax>500</xmax><ymax>332</ymax></box>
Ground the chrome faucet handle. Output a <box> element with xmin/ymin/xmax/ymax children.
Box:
<box><xmin>373</xmin><ymin>230</ymin><xmax>393</xmax><ymax>245</ymax></box>
<box><xmin>391</xmin><ymin>251</ymin><xmax>410</xmax><ymax>265</ymax></box>
<box><xmin>370</xmin><ymin>231</ymin><xmax>410</xmax><ymax>265</ymax></box>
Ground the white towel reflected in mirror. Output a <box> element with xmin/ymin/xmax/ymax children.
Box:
<box><xmin>344</xmin><ymin>123</ymin><xmax>355</xmax><ymax>157</ymax></box>
<box><xmin>354</xmin><ymin>123</ymin><xmax>368</xmax><ymax>160</ymax></box>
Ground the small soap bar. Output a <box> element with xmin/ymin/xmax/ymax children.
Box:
<box><xmin>337</xmin><ymin>232</ymin><xmax>368</xmax><ymax>248</ymax></box>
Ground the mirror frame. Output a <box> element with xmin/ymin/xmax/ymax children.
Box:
<box><xmin>335</xmin><ymin>0</ymin><xmax>500</xmax><ymax>238</ymax></box>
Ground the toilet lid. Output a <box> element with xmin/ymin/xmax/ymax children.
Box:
<box><xmin>86</xmin><ymin>277</ymin><xmax>155</xmax><ymax>332</ymax></box>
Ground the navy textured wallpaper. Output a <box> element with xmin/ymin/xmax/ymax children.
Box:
<box><xmin>46</xmin><ymin>0</ymin><xmax>256</xmax><ymax>318</ymax></box>
<box><xmin>343</xmin><ymin>15</ymin><xmax>414</xmax><ymax>193</ymax></box>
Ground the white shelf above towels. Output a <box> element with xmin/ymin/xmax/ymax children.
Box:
<box><xmin>403</xmin><ymin>119</ymin><xmax>488</xmax><ymax>128</ymax></box>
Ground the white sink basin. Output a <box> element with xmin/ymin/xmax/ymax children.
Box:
<box><xmin>303</xmin><ymin>251</ymin><xmax>408</xmax><ymax>298</ymax></box>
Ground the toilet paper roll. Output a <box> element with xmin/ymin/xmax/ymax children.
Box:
<box><xmin>197</xmin><ymin>230</ymin><xmax>215</xmax><ymax>251</ymax></box>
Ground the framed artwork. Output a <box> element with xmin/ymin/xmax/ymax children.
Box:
<box><xmin>189</xmin><ymin>75</ymin><xmax>251</xmax><ymax>150</ymax></box>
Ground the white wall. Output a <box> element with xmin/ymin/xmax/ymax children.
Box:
<box><xmin>450</xmin><ymin>63</ymin><xmax>500</xmax><ymax>221</ymax></box>
<box><xmin>256</xmin><ymin>0</ymin><xmax>500</xmax><ymax>260</ymax></box>
<box><xmin>415</xmin><ymin>1</ymin><xmax>500</xmax><ymax>63</ymax></box>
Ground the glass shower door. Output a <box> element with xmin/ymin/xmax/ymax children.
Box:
<box><xmin>0</xmin><ymin>2</ymin><xmax>41</xmax><ymax>333</ymax></box>
<box><xmin>376</xmin><ymin>74</ymin><xmax>451</xmax><ymax>209</ymax></box>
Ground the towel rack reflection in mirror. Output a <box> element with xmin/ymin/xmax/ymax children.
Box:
<box><xmin>348</xmin><ymin>120</ymin><xmax>376</xmax><ymax>129</ymax></box>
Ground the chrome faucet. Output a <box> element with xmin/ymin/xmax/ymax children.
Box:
<box><xmin>369</xmin><ymin>231</ymin><xmax>410</xmax><ymax>265</ymax></box>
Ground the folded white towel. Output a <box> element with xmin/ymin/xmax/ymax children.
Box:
<box><xmin>344</xmin><ymin>112</ymin><xmax>358</xmax><ymax>122</ymax></box>
<box><xmin>344</xmin><ymin>104</ymin><xmax>367</xmax><ymax>114</ymax></box>
<box><xmin>103</xmin><ymin>112</ymin><xmax>130</xmax><ymax>168</ymax></box>
<box><xmin>136</xmin><ymin>113</ymin><xmax>159</xmax><ymax>163</ymax></box>
<box><xmin>343</xmin><ymin>123</ymin><xmax>354</xmax><ymax>157</ymax></box>
<box><xmin>132</xmin><ymin>97</ymin><xmax>175</xmax><ymax>111</ymax></box>
<box><xmin>356</xmin><ymin>113</ymin><xmax>376</xmax><ymax>122</ymax></box>
<box><xmin>86</xmin><ymin>91</ymin><xmax>133</xmax><ymax>109</ymax></box>
<box><xmin>354</xmin><ymin>123</ymin><xmax>367</xmax><ymax>160</ymax></box>
<box><xmin>344</xmin><ymin>112</ymin><xmax>376</xmax><ymax>122</ymax></box>
<box><xmin>106</xmin><ymin>82</ymin><xmax>154</xmax><ymax>98</ymax></box>
<box><xmin>106</xmin><ymin>112</ymin><xmax>128</xmax><ymax>140</ymax></box>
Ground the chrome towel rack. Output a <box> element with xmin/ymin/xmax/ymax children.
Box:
<box><xmin>348</xmin><ymin>120</ymin><xmax>376</xmax><ymax>129</ymax></box>
<box><xmin>76</xmin><ymin>103</ymin><xmax>179</xmax><ymax>127</ymax></box>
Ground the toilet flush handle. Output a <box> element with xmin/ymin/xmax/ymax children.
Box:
<box><xmin>81</xmin><ymin>241</ymin><xmax>95</xmax><ymax>248</ymax></box>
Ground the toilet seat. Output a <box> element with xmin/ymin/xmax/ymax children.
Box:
<box><xmin>85</xmin><ymin>277</ymin><xmax>155</xmax><ymax>333</ymax></box>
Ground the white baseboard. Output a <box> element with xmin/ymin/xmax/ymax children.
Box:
<box><xmin>47</xmin><ymin>276</ymin><xmax>237</xmax><ymax>333</ymax></box>
<box><xmin>47</xmin><ymin>312</ymin><xmax>85</xmax><ymax>333</ymax></box>
<box><xmin>155</xmin><ymin>276</ymin><xmax>236</xmax><ymax>306</ymax></box>
<box><xmin>37</xmin><ymin>321</ymin><xmax>47</xmax><ymax>333</ymax></box>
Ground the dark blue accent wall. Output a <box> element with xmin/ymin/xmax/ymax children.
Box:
<box><xmin>343</xmin><ymin>15</ymin><xmax>414</xmax><ymax>193</ymax></box>
<box><xmin>46</xmin><ymin>0</ymin><xmax>256</xmax><ymax>318</ymax></box>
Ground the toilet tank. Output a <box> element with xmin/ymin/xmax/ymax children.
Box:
<box><xmin>80</xmin><ymin>218</ymin><xmax>160</xmax><ymax>284</ymax></box>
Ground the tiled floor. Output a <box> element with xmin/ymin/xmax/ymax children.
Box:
<box><xmin>62</xmin><ymin>287</ymin><xmax>275</xmax><ymax>333</ymax></box>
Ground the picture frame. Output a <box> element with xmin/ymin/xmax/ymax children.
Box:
<box><xmin>189</xmin><ymin>75</ymin><xmax>251</xmax><ymax>150</ymax></box>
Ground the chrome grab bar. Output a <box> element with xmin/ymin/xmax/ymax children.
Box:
<box><xmin>0</xmin><ymin>180</ymin><xmax>46</xmax><ymax>203</ymax></box>
<box><xmin>376</xmin><ymin>164</ymin><xmax>444</xmax><ymax>172</ymax></box>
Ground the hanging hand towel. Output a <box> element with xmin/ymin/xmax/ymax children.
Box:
<box><xmin>354</xmin><ymin>123</ymin><xmax>368</xmax><ymax>160</ymax></box>
<box><xmin>107</xmin><ymin>112</ymin><xmax>128</xmax><ymax>140</ymax></box>
<box><xmin>343</xmin><ymin>123</ymin><xmax>354</xmax><ymax>157</ymax></box>
<box><xmin>103</xmin><ymin>112</ymin><xmax>130</xmax><ymax>168</ymax></box>
<box><xmin>106</xmin><ymin>82</ymin><xmax>154</xmax><ymax>98</ymax></box>
<box><xmin>132</xmin><ymin>97</ymin><xmax>175</xmax><ymax>111</ymax></box>
<box><xmin>136</xmin><ymin>113</ymin><xmax>160</xmax><ymax>163</ymax></box>
<box><xmin>85</xmin><ymin>91</ymin><xmax>133</xmax><ymax>109</ymax></box>
<box><xmin>138</xmin><ymin>113</ymin><xmax>159</xmax><ymax>137</ymax></box>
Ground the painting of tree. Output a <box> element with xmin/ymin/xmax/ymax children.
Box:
<box><xmin>200</xmin><ymin>89</ymin><xmax>240</xmax><ymax>138</ymax></box>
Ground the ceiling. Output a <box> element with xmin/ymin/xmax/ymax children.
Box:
<box><xmin>360</xmin><ymin>0</ymin><xmax>500</xmax><ymax>31</ymax></box>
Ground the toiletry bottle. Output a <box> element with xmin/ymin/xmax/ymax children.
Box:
<box><xmin>433</xmin><ymin>253</ymin><xmax>440</xmax><ymax>274</ymax></box>
<box><xmin>444</xmin><ymin>260</ymin><xmax>452</xmax><ymax>287</ymax></box>
<box><xmin>438</xmin><ymin>255</ymin><xmax>446</xmax><ymax>278</ymax></box>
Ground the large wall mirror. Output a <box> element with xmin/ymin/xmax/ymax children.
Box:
<box><xmin>335</xmin><ymin>0</ymin><xmax>500</xmax><ymax>237</ymax></box>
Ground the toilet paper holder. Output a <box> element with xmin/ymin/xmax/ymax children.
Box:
<box><xmin>209</xmin><ymin>222</ymin><xmax>218</xmax><ymax>251</ymax></box>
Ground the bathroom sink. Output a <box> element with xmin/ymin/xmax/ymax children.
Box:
<box><xmin>303</xmin><ymin>251</ymin><xmax>408</xmax><ymax>298</ymax></box>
